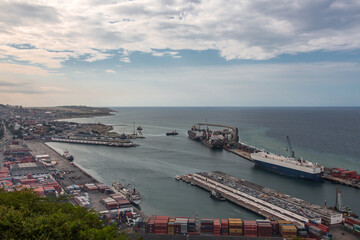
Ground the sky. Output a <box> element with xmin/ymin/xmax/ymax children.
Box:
<box><xmin>0</xmin><ymin>0</ymin><xmax>360</xmax><ymax>107</ymax></box>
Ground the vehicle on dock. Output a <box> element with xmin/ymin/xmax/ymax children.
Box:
<box><xmin>210</xmin><ymin>189</ymin><xmax>226</xmax><ymax>201</ymax></box>
<box><xmin>112</xmin><ymin>181</ymin><xmax>142</xmax><ymax>205</ymax></box>
<box><xmin>166</xmin><ymin>130</ymin><xmax>179</xmax><ymax>136</ymax></box>
<box><xmin>63</xmin><ymin>150</ymin><xmax>74</xmax><ymax>161</ymax></box>
<box><xmin>250</xmin><ymin>136</ymin><xmax>324</xmax><ymax>181</ymax></box>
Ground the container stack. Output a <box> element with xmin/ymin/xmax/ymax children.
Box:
<box><xmin>280</xmin><ymin>223</ymin><xmax>297</xmax><ymax>238</ymax></box>
<box><xmin>344</xmin><ymin>217</ymin><xmax>360</xmax><ymax>236</ymax></box>
<box><xmin>257</xmin><ymin>219</ymin><xmax>272</xmax><ymax>237</ymax></box>
<box><xmin>243</xmin><ymin>220</ymin><xmax>257</xmax><ymax>237</ymax></box>
<box><xmin>84</xmin><ymin>183</ymin><xmax>99</xmax><ymax>192</ymax></box>
<box><xmin>154</xmin><ymin>216</ymin><xmax>169</xmax><ymax>234</ymax></box>
<box><xmin>213</xmin><ymin>219</ymin><xmax>221</xmax><ymax>236</ymax></box>
<box><xmin>229</xmin><ymin>218</ymin><xmax>242</xmax><ymax>236</ymax></box>
<box><xmin>187</xmin><ymin>218</ymin><xmax>197</xmax><ymax>233</ymax></box>
<box><xmin>109</xmin><ymin>194</ymin><xmax>132</xmax><ymax>209</ymax></box>
<box><xmin>175</xmin><ymin>217</ymin><xmax>188</xmax><ymax>235</ymax></box>
<box><xmin>134</xmin><ymin>217</ymin><xmax>146</xmax><ymax>234</ymax></box>
<box><xmin>167</xmin><ymin>218</ymin><xmax>175</xmax><ymax>235</ymax></box>
<box><xmin>221</xmin><ymin>219</ymin><xmax>229</xmax><ymax>235</ymax></box>
<box><xmin>95</xmin><ymin>183</ymin><xmax>110</xmax><ymax>193</ymax></box>
<box><xmin>354</xmin><ymin>224</ymin><xmax>360</xmax><ymax>237</ymax></box>
<box><xmin>102</xmin><ymin>197</ymin><xmax>118</xmax><ymax>210</ymax></box>
<box><xmin>296</xmin><ymin>225</ymin><xmax>308</xmax><ymax>237</ymax></box>
<box><xmin>270</xmin><ymin>220</ymin><xmax>279</xmax><ymax>236</ymax></box>
<box><xmin>145</xmin><ymin>216</ymin><xmax>155</xmax><ymax>234</ymax></box>
<box><xmin>43</xmin><ymin>186</ymin><xmax>56</xmax><ymax>196</ymax></box>
<box><xmin>200</xmin><ymin>218</ymin><xmax>213</xmax><ymax>233</ymax></box>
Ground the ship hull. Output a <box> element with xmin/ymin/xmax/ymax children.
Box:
<box><xmin>201</xmin><ymin>139</ymin><xmax>223</xmax><ymax>149</ymax></box>
<box><xmin>188</xmin><ymin>130</ymin><xmax>202</xmax><ymax>141</ymax></box>
<box><xmin>253</xmin><ymin>160</ymin><xmax>323</xmax><ymax>181</ymax></box>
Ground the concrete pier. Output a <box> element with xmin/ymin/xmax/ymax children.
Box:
<box><xmin>50</xmin><ymin>137</ymin><xmax>138</xmax><ymax>147</ymax></box>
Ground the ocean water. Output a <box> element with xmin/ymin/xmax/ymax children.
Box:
<box><xmin>48</xmin><ymin>107</ymin><xmax>360</xmax><ymax>219</ymax></box>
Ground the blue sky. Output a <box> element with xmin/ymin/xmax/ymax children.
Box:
<box><xmin>0</xmin><ymin>0</ymin><xmax>360</xmax><ymax>107</ymax></box>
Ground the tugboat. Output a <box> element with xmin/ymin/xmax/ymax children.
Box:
<box><xmin>166</xmin><ymin>130</ymin><xmax>179</xmax><ymax>136</ymax></box>
<box><xmin>63</xmin><ymin>150</ymin><xmax>74</xmax><ymax>161</ymax></box>
<box><xmin>210</xmin><ymin>189</ymin><xmax>226</xmax><ymax>201</ymax></box>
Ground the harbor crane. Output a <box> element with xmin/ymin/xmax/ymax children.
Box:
<box><xmin>286</xmin><ymin>136</ymin><xmax>295</xmax><ymax>158</ymax></box>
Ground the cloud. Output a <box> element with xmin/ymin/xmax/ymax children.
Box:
<box><xmin>0</xmin><ymin>79</ymin><xmax>69</xmax><ymax>95</ymax></box>
<box><xmin>152</xmin><ymin>51</ymin><xmax>181</xmax><ymax>58</ymax></box>
<box><xmin>0</xmin><ymin>63</ymin><xmax>50</xmax><ymax>76</ymax></box>
<box><xmin>106</xmin><ymin>69</ymin><xmax>116</xmax><ymax>73</ymax></box>
<box><xmin>0</xmin><ymin>0</ymin><xmax>360</xmax><ymax>70</ymax></box>
<box><xmin>120</xmin><ymin>57</ymin><xmax>131</xmax><ymax>63</ymax></box>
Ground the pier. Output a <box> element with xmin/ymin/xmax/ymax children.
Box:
<box><xmin>50</xmin><ymin>137</ymin><xmax>138</xmax><ymax>147</ymax></box>
<box><xmin>322</xmin><ymin>175</ymin><xmax>360</xmax><ymax>189</ymax></box>
<box><xmin>224</xmin><ymin>148</ymin><xmax>253</xmax><ymax>161</ymax></box>
<box><xmin>182</xmin><ymin>171</ymin><xmax>343</xmax><ymax>226</ymax></box>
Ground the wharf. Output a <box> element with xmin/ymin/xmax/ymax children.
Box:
<box><xmin>322</xmin><ymin>175</ymin><xmax>360</xmax><ymax>189</ymax></box>
<box><xmin>182</xmin><ymin>171</ymin><xmax>343</xmax><ymax>226</ymax></box>
<box><xmin>129</xmin><ymin>233</ymin><xmax>283</xmax><ymax>240</ymax></box>
<box><xmin>224</xmin><ymin>148</ymin><xmax>253</xmax><ymax>161</ymax></box>
<box><xmin>50</xmin><ymin>137</ymin><xmax>138</xmax><ymax>147</ymax></box>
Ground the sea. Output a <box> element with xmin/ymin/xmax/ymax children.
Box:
<box><xmin>47</xmin><ymin>107</ymin><xmax>360</xmax><ymax>219</ymax></box>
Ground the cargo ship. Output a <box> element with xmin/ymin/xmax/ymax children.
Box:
<box><xmin>188</xmin><ymin>123</ymin><xmax>238</xmax><ymax>149</ymax></box>
<box><xmin>112</xmin><ymin>181</ymin><xmax>142</xmax><ymax>205</ymax></box>
<box><xmin>251</xmin><ymin>151</ymin><xmax>324</xmax><ymax>181</ymax></box>
<box><xmin>187</xmin><ymin>125</ymin><xmax>204</xmax><ymax>141</ymax></box>
<box><xmin>62</xmin><ymin>150</ymin><xmax>74</xmax><ymax>161</ymax></box>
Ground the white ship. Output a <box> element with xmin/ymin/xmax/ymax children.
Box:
<box><xmin>251</xmin><ymin>151</ymin><xmax>324</xmax><ymax>181</ymax></box>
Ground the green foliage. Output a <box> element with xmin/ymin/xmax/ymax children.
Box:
<box><xmin>0</xmin><ymin>190</ymin><xmax>129</xmax><ymax>240</ymax></box>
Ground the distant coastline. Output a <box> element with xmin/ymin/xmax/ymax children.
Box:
<box><xmin>29</xmin><ymin>105</ymin><xmax>117</xmax><ymax>120</ymax></box>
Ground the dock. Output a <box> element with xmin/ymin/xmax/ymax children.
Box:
<box><xmin>50</xmin><ymin>137</ymin><xmax>138</xmax><ymax>147</ymax></box>
<box><xmin>182</xmin><ymin>171</ymin><xmax>343</xmax><ymax>226</ymax></box>
<box><xmin>322</xmin><ymin>175</ymin><xmax>360</xmax><ymax>189</ymax></box>
<box><xmin>224</xmin><ymin>148</ymin><xmax>253</xmax><ymax>161</ymax></box>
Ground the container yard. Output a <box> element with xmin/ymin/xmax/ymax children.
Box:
<box><xmin>133</xmin><ymin>215</ymin><xmax>346</xmax><ymax>239</ymax></box>
<box><xmin>0</xmin><ymin>140</ymin><xmax>145</xmax><ymax>229</ymax></box>
<box><xmin>182</xmin><ymin>171</ymin><xmax>343</xmax><ymax>227</ymax></box>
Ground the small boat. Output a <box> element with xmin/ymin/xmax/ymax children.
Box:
<box><xmin>137</xmin><ymin>126</ymin><xmax>143</xmax><ymax>131</ymax></box>
<box><xmin>63</xmin><ymin>150</ymin><xmax>74</xmax><ymax>161</ymax></box>
<box><xmin>175</xmin><ymin>175</ymin><xmax>181</xmax><ymax>181</ymax></box>
<box><xmin>166</xmin><ymin>130</ymin><xmax>179</xmax><ymax>136</ymax></box>
<box><xmin>210</xmin><ymin>189</ymin><xmax>226</xmax><ymax>201</ymax></box>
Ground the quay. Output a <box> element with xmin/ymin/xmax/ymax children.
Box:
<box><xmin>224</xmin><ymin>148</ymin><xmax>253</xmax><ymax>161</ymax></box>
<box><xmin>322</xmin><ymin>175</ymin><xmax>360</xmax><ymax>189</ymax></box>
<box><xmin>182</xmin><ymin>171</ymin><xmax>343</xmax><ymax>226</ymax></box>
<box><xmin>50</xmin><ymin>137</ymin><xmax>138</xmax><ymax>147</ymax></box>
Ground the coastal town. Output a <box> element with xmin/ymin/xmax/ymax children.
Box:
<box><xmin>1</xmin><ymin>104</ymin><xmax>360</xmax><ymax>240</ymax></box>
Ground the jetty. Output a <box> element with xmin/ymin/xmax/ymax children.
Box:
<box><xmin>50</xmin><ymin>137</ymin><xmax>138</xmax><ymax>147</ymax></box>
<box><xmin>181</xmin><ymin>171</ymin><xmax>343</xmax><ymax>226</ymax></box>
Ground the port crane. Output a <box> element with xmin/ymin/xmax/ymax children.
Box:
<box><xmin>286</xmin><ymin>136</ymin><xmax>295</xmax><ymax>158</ymax></box>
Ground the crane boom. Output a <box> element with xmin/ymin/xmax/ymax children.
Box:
<box><xmin>286</xmin><ymin>136</ymin><xmax>295</xmax><ymax>158</ymax></box>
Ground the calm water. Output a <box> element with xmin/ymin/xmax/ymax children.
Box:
<box><xmin>48</xmin><ymin>107</ymin><xmax>360</xmax><ymax>219</ymax></box>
